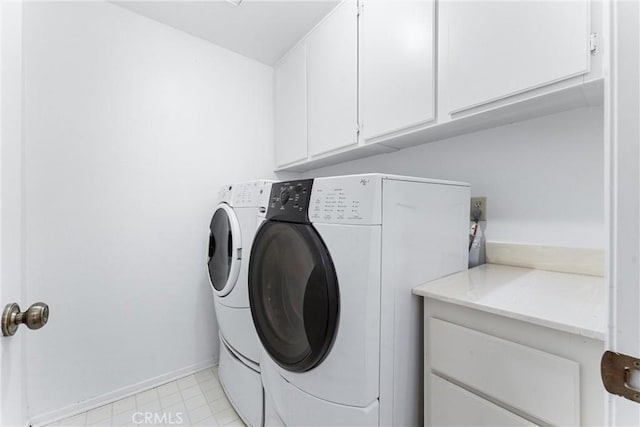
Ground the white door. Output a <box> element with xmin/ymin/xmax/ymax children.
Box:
<box><xmin>1</xmin><ymin>1</ymin><xmax>27</xmax><ymax>425</ymax></box>
<box><xmin>359</xmin><ymin>0</ymin><xmax>435</xmax><ymax>141</ymax></box>
<box><xmin>442</xmin><ymin>0</ymin><xmax>591</xmax><ymax>115</ymax></box>
<box><xmin>307</xmin><ymin>0</ymin><xmax>358</xmax><ymax>157</ymax></box>
<box><xmin>275</xmin><ymin>43</ymin><xmax>308</xmax><ymax>167</ymax></box>
<box><xmin>604</xmin><ymin>0</ymin><xmax>640</xmax><ymax>425</ymax></box>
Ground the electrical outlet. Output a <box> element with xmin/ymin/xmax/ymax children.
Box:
<box><xmin>470</xmin><ymin>197</ymin><xmax>487</xmax><ymax>221</ymax></box>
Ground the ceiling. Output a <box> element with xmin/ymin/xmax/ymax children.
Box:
<box><xmin>114</xmin><ymin>1</ymin><xmax>339</xmax><ymax>65</ymax></box>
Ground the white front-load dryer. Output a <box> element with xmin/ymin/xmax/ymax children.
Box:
<box><xmin>250</xmin><ymin>175</ymin><xmax>470</xmax><ymax>426</ymax></box>
<box><xmin>208</xmin><ymin>179</ymin><xmax>273</xmax><ymax>427</ymax></box>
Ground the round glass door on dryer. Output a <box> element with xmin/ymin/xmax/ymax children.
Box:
<box><xmin>249</xmin><ymin>219</ymin><xmax>339</xmax><ymax>372</ymax></box>
<box><xmin>207</xmin><ymin>202</ymin><xmax>242</xmax><ymax>297</ymax></box>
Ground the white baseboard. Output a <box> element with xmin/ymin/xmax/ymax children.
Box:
<box><xmin>29</xmin><ymin>357</ymin><xmax>219</xmax><ymax>427</ymax></box>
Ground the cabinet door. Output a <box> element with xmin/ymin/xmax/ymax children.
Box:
<box><xmin>430</xmin><ymin>375</ymin><xmax>536</xmax><ymax>427</ymax></box>
<box><xmin>430</xmin><ymin>318</ymin><xmax>580</xmax><ymax>426</ymax></box>
<box><xmin>444</xmin><ymin>0</ymin><xmax>590</xmax><ymax>114</ymax></box>
<box><xmin>275</xmin><ymin>44</ymin><xmax>307</xmax><ymax>167</ymax></box>
<box><xmin>360</xmin><ymin>0</ymin><xmax>435</xmax><ymax>141</ymax></box>
<box><xmin>307</xmin><ymin>0</ymin><xmax>358</xmax><ymax>157</ymax></box>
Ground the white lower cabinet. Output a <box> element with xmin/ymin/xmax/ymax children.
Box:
<box><xmin>431</xmin><ymin>375</ymin><xmax>535</xmax><ymax>427</ymax></box>
<box><xmin>424</xmin><ymin>299</ymin><xmax>604</xmax><ymax>426</ymax></box>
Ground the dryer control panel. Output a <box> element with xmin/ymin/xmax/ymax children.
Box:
<box><xmin>266</xmin><ymin>179</ymin><xmax>314</xmax><ymax>223</ymax></box>
<box><xmin>309</xmin><ymin>175</ymin><xmax>382</xmax><ymax>225</ymax></box>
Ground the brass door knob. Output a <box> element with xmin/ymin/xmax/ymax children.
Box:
<box><xmin>2</xmin><ymin>302</ymin><xmax>49</xmax><ymax>336</ymax></box>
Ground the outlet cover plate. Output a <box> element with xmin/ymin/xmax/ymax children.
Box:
<box><xmin>470</xmin><ymin>197</ymin><xmax>487</xmax><ymax>221</ymax></box>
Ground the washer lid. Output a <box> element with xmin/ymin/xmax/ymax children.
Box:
<box><xmin>249</xmin><ymin>220</ymin><xmax>339</xmax><ymax>372</ymax></box>
<box><xmin>208</xmin><ymin>203</ymin><xmax>242</xmax><ymax>297</ymax></box>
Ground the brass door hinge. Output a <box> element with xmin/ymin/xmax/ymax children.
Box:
<box><xmin>602</xmin><ymin>350</ymin><xmax>640</xmax><ymax>403</ymax></box>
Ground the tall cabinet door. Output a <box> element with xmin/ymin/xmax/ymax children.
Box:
<box><xmin>275</xmin><ymin>44</ymin><xmax>307</xmax><ymax>167</ymax></box>
<box><xmin>307</xmin><ymin>0</ymin><xmax>358</xmax><ymax>157</ymax></box>
<box><xmin>444</xmin><ymin>0</ymin><xmax>591</xmax><ymax>114</ymax></box>
<box><xmin>360</xmin><ymin>0</ymin><xmax>435</xmax><ymax>141</ymax></box>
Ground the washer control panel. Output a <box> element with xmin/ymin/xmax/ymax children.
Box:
<box><xmin>266</xmin><ymin>179</ymin><xmax>314</xmax><ymax>223</ymax></box>
<box><xmin>217</xmin><ymin>185</ymin><xmax>233</xmax><ymax>204</ymax></box>
<box><xmin>230</xmin><ymin>180</ymin><xmax>274</xmax><ymax>208</ymax></box>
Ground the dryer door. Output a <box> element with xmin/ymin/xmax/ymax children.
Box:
<box><xmin>208</xmin><ymin>203</ymin><xmax>242</xmax><ymax>297</ymax></box>
<box><xmin>249</xmin><ymin>220</ymin><xmax>339</xmax><ymax>372</ymax></box>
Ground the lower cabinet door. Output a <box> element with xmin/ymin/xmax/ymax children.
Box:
<box><xmin>429</xmin><ymin>318</ymin><xmax>580</xmax><ymax>426</ymax></box>
<box><xmin>430</xmin><ymin>374</ymin><xmax>537</xmax><ymax>427</ymax></box>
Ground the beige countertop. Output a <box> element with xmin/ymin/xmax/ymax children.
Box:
<box><xmin>413</xmin><ymin>263</ymin><xmax>605</xmax><ymax>340</ymax></box>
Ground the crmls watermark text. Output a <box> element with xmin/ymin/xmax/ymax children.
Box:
<box><xmin>132</xmin><ymin>411</ymin><xmax>184</xmax><ymax>425</ymax></box>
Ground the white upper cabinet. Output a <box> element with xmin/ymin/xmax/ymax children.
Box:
<box><xmin>359</xmin><ymin>0</ymin><xmax>435</xmax><ymax>141</ymax></box>
<box><xmin>273</xmin><ymin>0</ymin><xmax>601</xmax><ymax>171</ymax></box>
<box><xmin>307</xmin><ymin>0</ymin><xmax>358</xmax><ymax>157</ymax></box>
<box><xmin>443</xmin><ymin>0</ymin><xmax>591</xmax><ymax>114</ymax></box>
<box><xmin>275</xmin><ymin>43</ymin><xmax>308</xmax><ymax>167</ymax></box>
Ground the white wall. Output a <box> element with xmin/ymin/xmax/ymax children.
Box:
<box><xmin>306</xmin><ymin>106</ymin><xmax>604</xmax><ymax>249</ymax></box>
<box><xmin>22</xmin><ymin>1</ymin><xmax>277</xmax><ymax>420</ymax></box>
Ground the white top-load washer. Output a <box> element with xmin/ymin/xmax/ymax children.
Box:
<box><xmin>207</xmin><ymin>179</ymin><xmax>273</xmax><ymax>427</ymax></box>
<box><xmin>249</xmin><ymin>174</ymin><xmax>469</xmax><ymax>426</ymax></box>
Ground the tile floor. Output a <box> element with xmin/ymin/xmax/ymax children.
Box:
<box><xmin>47</xmin><ymin>367</ymin><xmax>245</xmax><ymax>427</ymax></box>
